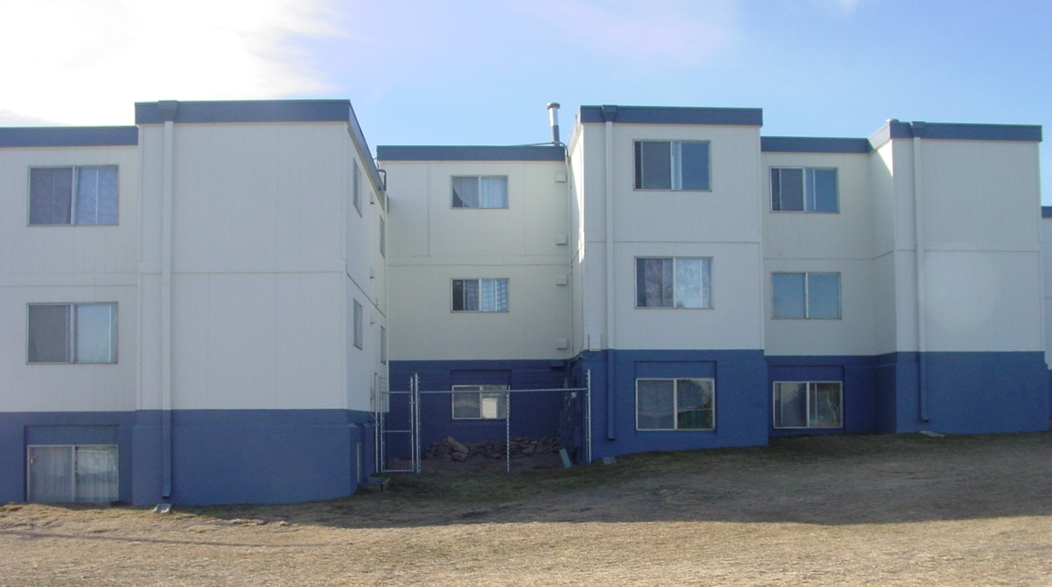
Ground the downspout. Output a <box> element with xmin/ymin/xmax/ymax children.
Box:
<box><xmin>911</xmin><ymin>123</ymin><xmax>930</xmax><ymax>422</ymax></box>
<box><xmin>158</xmin><ymin>101</ymin><xmax>177</xmax><ymax>499</ymax></box>
<box><xmin>602</xmin><ymin>105</ymin><xmax>617</xmax><ymax>440</ymax></box>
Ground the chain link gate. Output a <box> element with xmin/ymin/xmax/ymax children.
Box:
<box><xmin>376</xmin><ymin>371</ymin><xmax>591</xmax><ymax>473</ymax></box>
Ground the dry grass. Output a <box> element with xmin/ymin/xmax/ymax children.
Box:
<box><xmin>3</xmin><ymin>432</ymin><xmax>1052</xmax><ymax>586</ymax></box>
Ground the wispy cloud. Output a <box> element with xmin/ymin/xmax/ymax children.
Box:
<box><xmin>814</xmin><ymin>0</ymin><xmax>865</xmax><ymax>14</ymax></box>
<box><xmin>0</xmin><ymin>0</ymin><xmax>339</xmax><ymax>125</ymax></box>
<box><xmin>513</xmin><ymin>0</ymin><xmax>738</xmax><ymax>65</ymax></box>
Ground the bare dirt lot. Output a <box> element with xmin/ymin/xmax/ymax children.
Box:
<box><xmin>3</xmin><ymin>432</ymin><xmax>1052</xmax><ymax>586</ymax></box>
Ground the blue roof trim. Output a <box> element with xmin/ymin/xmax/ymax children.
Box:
<box><xmin>0</xmin><ymin>126</ymin><xmax>138</xmax><ymax>148</ymax></box>
<box><xmin>870</xmin><ymin>120</ymin><xmax>1042</xmax><ymax>148</ymax></box>
<box><xmin>761</xmin><ymin>136</ymin><xmax>871</xmax><ymax>154</ymax></box>
<box><xmin>136</xmin><ymin>100</ymin><xmax>385</xmax><ymax>193</ymax></box>
<box><xmin>1042</xmin><ymin>206</ymin><xmax>1052</xmax><ymax>218</ymax></box>
<box><xmin>135</xmin><ymin>100</ymin><xmax>353</xmax><ymax>124</ymax></box>
<box><xmin>578</xmin><ymin>105</ymin><xmax>763</xmax><ymax>126</ymax></box>
<box><xmin>376</xmin><ymin>145</ymin><xmax>566</xmax><ymax>161</ymax></box>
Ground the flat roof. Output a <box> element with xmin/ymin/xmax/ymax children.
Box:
<box><xmin>870</xmin><ymin>120</ymin><xmax>1042</xmax><ymax>147</ymax></box>
<box><xmin>579</xmin><ymin>105</ymin><xmax>763</xmax><ymax>126</ymax></box>
<box><xmin>0</xmin><ymin>126</ymin><xmax>138</xmax><ymax>148</ymax></box>
<box><xmin>376</xmin><ymin>145</ymin><xmax>565</xmax><ymax>161</ymax></box>
<box><xmin>761</xmin><ymin>136</ymin><xmax>872</xmax><ymax>154</ymax></box>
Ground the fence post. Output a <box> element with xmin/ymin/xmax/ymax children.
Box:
<box><xmin>413</xmin><ymin>373</ymin><xmax>421</xmax><ymax>474</ymax></box>
<box><xmin>504</xmin><ymin>391</ymin><xmax>510</xmax><ymax>473</ymax></box>
<box><xmin>586</xmin><ymin>369</ymin><xmax>592</xmax><ymax>464</ymax></box>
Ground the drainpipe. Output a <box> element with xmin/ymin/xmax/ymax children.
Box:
<box><xmin>911</xmin><ymin>122</ymin><xmax>930</xmax><ymax>423</ymax></box>
<box><xmin>158</xmin><ymin>101</ymin><xmax>178</xmax><ymax>499</ymax></box>
<box><xmin>602</xmin><ymin>105</ymin><xmax>617</xmax><ymax>440</ymax></box>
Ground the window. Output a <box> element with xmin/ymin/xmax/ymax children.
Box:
<box><xmin>773</xmin><ymin>381</ymin><xmax>843</xmax><ymax>429</ymax></box>
<box><xmin>771</xmin><ymin>168</ymin><xmax>838</xmax><ymax>212</ymax></box>
<box><xmin>379</xmin><ymin>217</ymin><xmax>385</xmax><ymax>257</ymax></box>
<box><xmin>27</xmin><ymin>444</ymin><xmax>119</xmax><ymax>503</ymax></box>
<box><xmin>452</xmin><ymin>176</ymin><xmax>508</xmax><ymax>208</ymax></box>
<box><xmin>352</xmin><ymin>160</ymin><xmax>362</xmax><ymax>215</ymax></box>
<box><xmin>353</xmin><ymin>300</ymin><xmax>363</xmax><ymax>349</ymax></box>
<box><xmin>634</xmin><ymin>141</ymin><xmax>710</xmax><ymax>191</ymax></box>
<box><xmin>452</xmin><ymin>385</ymin><xmax>509</xmax><ymax>419</ymax></box>
<box><xmin>636</xmin><ymin>257</ymin><xmax>712</xmax><ymax>308</ymax></box>
<box><xmin>452</xmin><ymin>278</ymin><xmax>509</xmax><ymax>312</ymax></box>
<box><xmin>380</xmin><ymin>326</ymin><xmax>387</xmax><ymax>364</ymax></box>
<box><xmin>29</xmin><ymin>166</ymin><xmax>118</xmax><ymax>225</ymax></box>
<box><xmin>28</xmin><ymin>303</ymin><xmax>116</xmax><ymax>364</ymax></box>
<box><xmin>636</xmin><ymin>378</ymin><xmax>715</xmax><ymax>430</ymax></box>
<box><xmin>772</xmin><ymin>272</ymin><xmax>840</xmax><ymax>319</ymax></box>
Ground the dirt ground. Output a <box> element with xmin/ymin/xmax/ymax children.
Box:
<box><xmin>3</xmin><ymin>432</ymin><xmax>1052</xmax><ymax>586</ymax></box>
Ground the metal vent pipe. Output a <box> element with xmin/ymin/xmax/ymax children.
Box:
<box><xmin>547</xmin><ymin>102</ymin><xmax>561</xmax><ymax>144</ymax></box>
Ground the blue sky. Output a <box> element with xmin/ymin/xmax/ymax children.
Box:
<box><xmin>2</xmin><ymin>0</ymin><xmax>1050</xmax><ymax>199</ymax></box>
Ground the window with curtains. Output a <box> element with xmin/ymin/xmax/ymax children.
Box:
<box><xmin>452</xmin><ymin>385</ymin><xmax>510</xmax><ymax>419</ymax></box>
<box><xmin>770</xmin><ymin>167</ymin><xmax>838</xmax><ymax>212</ymax></box>
<box><xmin>27</xmin><ymin>303</ymin><xmax>117</xmax><ymax>364</ymax></box>
<box><xmin>29</xmin><ymin>166</ymin><xmax>118</xmax><ymax>225</ymax></box>
<box><xmin>636</xmin><ymin>378</ymin><xmax>715</xmax><ymax>430</ymax></box>
<box><xmin>634</xmin><ymin>140</ymin><xmax>710</xmax><ymax>191</ymax></box>
<box><xmin>451</xmin><ymin>176</ymin><xmax>508</xmax><ymax>208</ymax></box>
<box><xmin>636</xmin><ymin>257</ymin><xmax>712</xmax><ymax>309</ymax></box>
<box><xmin>452</xmin><ymin>278</ymin><xmax>509</xmax><ymax>312</ymax></box>
<box><xmin>27</xmin><ymin>445</ymin><xmax>119</xmax><ymax>503</ymax></box>
<box><xmin>773</xmin><ymin>381</ymin><xmax>843</xmax><ymax>429</ymax></box>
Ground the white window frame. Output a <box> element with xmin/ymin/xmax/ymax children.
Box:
<box><xmin>26</xmin><ymin>444</ymin><xmax>119</xmax><ymax>503</ymax></box>
<box><xmin>28</xmin><ymin>165</ymin><xmax>119</xmax><ymax>226</ymax></box>
<box><xmin>770</xmin><ymin>167</ymin><xmax>839</xmax><ymax>213</ymax></box>
<box><xmin>772</xmin><ymin>272</ymin><xmax>841</xmax><ymax>319</ymax></box>
<box><xmin>772</xmin><ymin>381</ymin><xmax>844</xmax><ymax>429</ymax></box>
<box><xmin>27</xmin><ymin>303</ymin><xmax>117</xmax><ymax>364</ymax></box>
<box><xmin>451</xmin><ymin>278</ymin><xmax>510</xmax><ymax>312</ymax></box>
<box><xmin>353</xmin><ymin>299</ymin><xmax>363</xmax><ymax>350</ymax></box>
<box><xmin>635</xmin><ymin>257</ymin><xmax>713</xmax><ymax>309</ymax></box>
<box><xmin>352</xmin><ymin>160</ymin><xmax>362</xmax><ymax>216</ymax></box>
<box><xmin>451</xmin><ymin>385</ymin><xmax>510</xmax><ymax>420</ymax></box>
<box><xmin>635</xmin><ymin>378</ymin><xmax>716</xmax><ymax>431</ymax></box>
<box><xmin>634</xmin><ymin>140</ymin><xmax>711</xmax><ymax>191</ymax></box>
<box><xmin>451</xmin><ymin>176</ymin><xmax>509</xmax><ymax>209</ymax></box>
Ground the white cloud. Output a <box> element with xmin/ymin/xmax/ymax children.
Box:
<box><xmin>0</xmin><ymin>0</ymin><xmax>339</xmax><ymax>125</ymax></box>
<box><xmin>513</xmin><ymin>0</ymin><xmax>738</xmax><ymax>65</ymax></box>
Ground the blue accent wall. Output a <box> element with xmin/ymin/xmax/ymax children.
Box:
<box><xmin>0</xmin><ymin>126</ymin><xmax>138</xmax><ymax>148</ymax></box>
<box><xmin>766</xmin><ymin>355</ymin><xmax>879</xmax><ymax>436</ymax></box>
<box><xmin>0</xmin><ymin>409</ymin><xmax>374</xmax><ymax>506</ymax></box>
<box><xmin>761</xmin><ymin>136</ymin><xmax>872</xmax><ymax>154</ymax></box>
<box><xmin>579</xmin><ymin>350</ymin><xmax>769</xmax><ymax>459</ymax></box>
<box><xmin>388</xmin><ymin>360</ymin><xmax>573</xmax><ymax>459</ymax></box>
<box><xmin>878</xmin><ymin>352</ymin><xmax>1049</xmax><ymax>434</ymax></box>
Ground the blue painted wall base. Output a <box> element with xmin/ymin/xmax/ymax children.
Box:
<box><xmin>0</xmin><ymin>409</ymin><xmax>375</xmax><ymax>506</ymax></box>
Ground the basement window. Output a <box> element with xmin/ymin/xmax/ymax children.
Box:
<box><xmin>636</xmin><ymin>378</ymin><xmax>715</xmax><ymax>431</ymax></box>
<box><xmin>773</xmin><ymin>381</ymin><xmax>843</xmax><ymax>429</ymax></box>
<box><xmin>452</xmin><ymin>385</ymin><xmax>509</xmax><ymax>419</ymax></box>
<box><xmin>27</xmin><ymin>445</ymin><xmax>118</xmax><ymax>503</ymax></box>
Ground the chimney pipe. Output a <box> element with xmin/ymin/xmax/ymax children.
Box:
<box><xmin>547</xmin><ymin>102</ymin><xmax>561</xmax><ymax>144</ymax></box>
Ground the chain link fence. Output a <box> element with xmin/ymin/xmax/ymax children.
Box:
<box><xmin>376</xmin><ymin>371</ymin><xmax>590</xmax><ymax>474</ymax></box>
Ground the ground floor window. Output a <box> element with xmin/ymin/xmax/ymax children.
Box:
<box><xmin>636</xmin><ymin>378</ymin><xmax>715</xmax><ymax>431</ymax></box>
<box><xmin>773</xmin><ymin>381</ymin><xmax>843</xmax><ymax>429</ymax></box>
<box><xmin>452</xmin><ymin>385</ymin><xmax>509</xmax><ymax>419</ymax></box>
<box><xmin>27</xmin><ymin>445</ymin><xmax>118</xmax><ymax>503</ymax></box>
